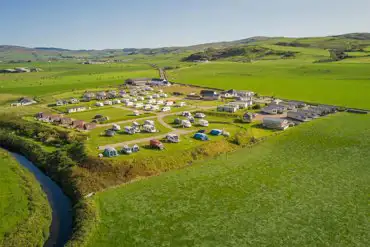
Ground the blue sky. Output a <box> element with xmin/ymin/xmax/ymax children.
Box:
<box><xmin>1</xmin><ymin>0</ymin><xmax>369</xmax><ymax>49</ymax></box>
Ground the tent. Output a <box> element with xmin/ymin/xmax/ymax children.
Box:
<box><xmin>193</xmin><ymin>133</ymin><xmax>209</xmax><ymax>141</ymax></box>
<box><xmin>210</xmin><ymin>129</ymin><xmax>223</xmax><ymax>136</ymax></box>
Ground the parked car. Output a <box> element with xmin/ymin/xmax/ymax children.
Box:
<box><xmin>150</xmin><ymin>139</ymin><xmax>164</xmax><ymax>150</ymax></box>
<box><xmin>182</xmin><ymin>111</ymin><xmax>192</xmax><ymax>117</ymax></box>
<box><xmin>132</xmin><ymin>144</ymin><xmax>140</xmax><ymax>153</ymax></box>
<box><xmin>195</xmin><ymin>112</ymin><xmax>206</xmax><ymax>118</ymax></box>
<box><xmin>162</xmin><ymin>107</ymin><xmax>171</xmax><ymax>112</ymax></box>
<box><xmin>124</xmin><ymin>126</ymin><xmax>135</xmax><ymax>135</ymax></box>
<box><xmin>112</xmin><ymin>124</ymin><xmax>121</xmax><ymax>131</ymax></box>
<box><xmin>121</xmin><ymin>145</ymin><xmax>132</xmax><ymax>154</ymax></box>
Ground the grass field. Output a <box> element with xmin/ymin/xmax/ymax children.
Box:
<box><xmin>87</xmin><ymin>113</ymin><xmax>370</xmax><ymax>246</ymax></box>
<box><xmin>0</xmin><ymin>62</ymin><xmax>157</xmax><ymax>96</ymax></box>
<box><xmin>85</xmin><ymin>119</ymin><xmax>172</xmax><ymax>151</ymax></box>
<box><xmin>0</xmin><ymin>149</ymin><xmax>51</xmax><ymax>247</ymax></box>
<box><xmin>67</xmin><ymin>107</ymin><xmax>154</xmax><ymax>123</ymax></box>
<box><xmin>168</xmin><ymin>60</ymin><xmax>370</xmax><ymax>109</ymax></box>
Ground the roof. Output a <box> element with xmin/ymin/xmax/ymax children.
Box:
<box><xmin>263</xmin><ymin>117</ymin><xmax>286</xmax><ymax>123</ymax></box>
<box><xmin>200</xmin><ymin>90</ymin><xmax>218</xmax><ymax>95</ymax></box>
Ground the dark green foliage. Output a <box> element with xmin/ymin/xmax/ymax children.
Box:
<box><xmin>252</xmin><ymin>104</ymin><xmax>261</xmax><ymax>110</ymax></box>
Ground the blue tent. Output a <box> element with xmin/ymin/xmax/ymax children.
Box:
<box><xmin>210</xmin><ymin>129</ymin><xmax>223</xmax><ymax>136</ymax></box>
<box><xmin>193</xmin><ymin>133</ymin><xmax>209</xmax><ymax>141</ymax></box>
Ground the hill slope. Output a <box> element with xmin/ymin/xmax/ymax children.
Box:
<box><xmin>1</xmin><ymin>33</ymin><xmax>369</xmax><ymax>62</ymax></box>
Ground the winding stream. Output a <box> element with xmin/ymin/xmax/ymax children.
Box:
<box><xmin>11</xmin><ymin>152</ymin><xmax>73</xmax><ymax>247</ymax></box>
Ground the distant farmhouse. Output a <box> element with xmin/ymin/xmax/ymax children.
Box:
<box><xmin>1</xmin><ymin>67</ymin><xmax>42</xmax><ymax>73</ymax></box>
<box><xmin>11</xmin><ymin>97</ymin><xmax>37</xmax><ymax>106</ymax></box>
<box><xmin>124</xmin><ymin>78</ymin><xmax>171</xmax><ymax>87</ymax></box>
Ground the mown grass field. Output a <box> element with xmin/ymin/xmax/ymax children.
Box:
<box><xmin>0</xmin><ymin>62</ymin><xmax>157</xmax><ymax>96</ymax></box>
<box><xmin>0</xmin><ymin>149</ymin><xmax>51</xmax><ymax>247</ymax></box>
<box><xmin>67</xmin><ymin>107</ymin><xmax>154</xmax><ymax>123</ymax></box>
<box><xmin>87</xmin><ymin>113</ymin><xmax>370</xmax><ymax>247</ymax></box>
<box><xmin>168</xmin><ymin>60</ymin><xmax>370</xmax><ymax>109</ymax></box>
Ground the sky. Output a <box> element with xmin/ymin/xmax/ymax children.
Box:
<box><xmin>1</xmin><ymin>0</ymin><xmax>369</xmax><ymax>49</ymax></box>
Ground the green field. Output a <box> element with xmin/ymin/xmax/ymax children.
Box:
<box><xmin>0</xmin><ymin>149</ymin><xmax>51</xmax><ymax>247</ymax></box>
<box><xmin>67</xmin><ymin>107</ymin><xmax>154</xmax><ymax>123</ymax></box>
<box><xmin>86</xmin><ymin>119</ymin><xmax>172</xmax><ymax>151</ymax></box>
<box><xmin>0</xmin><ymin>62</ymin><xmax>157</xmax><ymax>96</ymax></box>
<box><xmin>87</xmin><ymin>113</ymin><xmax>370</xmax><ymax>246</ymax></box>
<box><xmin>168</xmin><ymin>61</ymin><xmax>370</xmax><ymax>109</ymax></box>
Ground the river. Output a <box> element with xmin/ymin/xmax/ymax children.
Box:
<box><xmin>11</xmin><ymin>152</ymin><xmax>73</xmax><ymax>247</ymax></box>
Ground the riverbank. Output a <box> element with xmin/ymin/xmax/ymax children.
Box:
<box><xmin>12</xmin><ymin>152</ymin><xmax>73</xmax><ymax>247</ymax></box>
<box><xmin>0</xmin><ymin>149</ymin><xmax>51</xmax><ymax>247</ymax></box>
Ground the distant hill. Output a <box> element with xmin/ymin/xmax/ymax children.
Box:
<box><xmin>1</xmin><ymin>33</ymin><xmax>369</xmax><ymax>62</ymax></box>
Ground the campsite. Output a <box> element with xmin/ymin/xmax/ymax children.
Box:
<box><xmin>1</xmin><ymin>31</ymin><xmax>369</xmax><ymax>247</ymax></box>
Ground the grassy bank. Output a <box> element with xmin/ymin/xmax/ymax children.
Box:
<box><xmin>87</xmin><ymin>113</ymin><xmax>370</xmax><ymax>246</ymax></box>
<box><xmin>0</xmin><ymin>149</ymin><xmax>51</xmax><ymax>247</ymax></box>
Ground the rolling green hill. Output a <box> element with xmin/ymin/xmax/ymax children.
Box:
<box><xmin>1</xmin><ymin>33</ymin><xmax>369</xmax><ymax>62</ymax></box>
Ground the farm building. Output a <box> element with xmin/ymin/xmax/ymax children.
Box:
<box><xmin>261</xmin><ymin>104</ymin><xmax>287</xmax><ymax>114</ymax></box>
<box><xmin>36</xmin><ymin>112</ymin><xmax>52</xmax><ymax>122</ymax></box>
<box><xmin>107</xmin><ymin>90</ymin><xmax>117</xmax><ymax>98</ymax></box>
<box><xmin>103</xmin><ymin>147</ymin><xmax>118</xmax><ymax>157</ymax></box>
<box><xmin>220</xmin><ymin>89</ymin><xmax>238</xmax><ymax>98</ymax></box>
<box><xmin>200</xmin><ymin>90</ymin><xmax>220</xmax><ymax>100</ymax></box>
<box><xmin>60</xmin><ymin>117</ymin><xmax>73</xmax><ymax>125</ymax></box>
<box><xmin>242</xmin><ymin>112</ymin><xmax>256</xmax><ymax>123</ymax></box>
<box><xmin>12</xmin><ymin>97</ymin><xmax>36</xmax><ymax>106</ymax></box>
<box><xmin>150</xmin><ymin>79</ymin><xmax>171</xmax><ymax>87</ymax></box>
<box><xmin>287</xmin><ymin>111</ymin><xmax>312</xmax><ymax>122</ymax></box>
<box><xmin>67</xmin><ymin>106</ymin><xmax>87</xmax><ymax>113</ymax></box>
<box><xmin>72</xmin><ymin>120</ymin><xmax>85</xmax><ymax>129</ymax></box>
<box><xmin>49</xmin><ymin>115</ymin><xmax>62</xmax><ymax>123</ymax></box>
<box><xmin>263</xmin><ymin>118</ymin><xmax>289</xmax><ymax>130</ymax></box>
<box><xmin>83</xmin><ymin>92</ymin><xmax>95</xmax><ymax>101</ymax></box>
<box><xmin>125</xmin><ymin>78</ymin><xmax>151</xmax><ymax>86</ymax></box>
<box><xmin>217</xmin><ymin>105</ymin><xmax>238</xmax><ymax>113</ymax></box>
<box><xmin>96</xmin><ymin>92</ymin><xmax>107</xmax><ymax>100</ymax></box>
<box><xmin>228</xmin><ymin>101</ymin><xmax>253</xmax><ymax>109</ymax></box>
<box><xmin>56</xmin><ymin>99</ymin><xmax>68</xmax><ymax>106</ymax></box>
<box><xmin>186</xmin><ymin>93</ymin><xmax>201</xmax><ymax>100</ymax></box>
<box><xmin>236</xmin><ymin>90</ymin><xmax>255</xmax><ymax>98</ymax></box>
<box><xmin>84</xmin><ymin>123</ymin><xmax>97</xmax><ymax>130</ymax></box>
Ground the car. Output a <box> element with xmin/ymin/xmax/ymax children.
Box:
<box><xmin>195</xmin><ymin>112</ymin><xmax>206</xmax><ymax>118</ymax></box>
<box><xmin>121</xmin><ymin>145</ymin><xmax>132</xmax><ymax>154</ymax></box>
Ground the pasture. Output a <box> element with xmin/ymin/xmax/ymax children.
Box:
<box><xmin>87</xmin><ymin>113</ymin><xmax>370</xmax><ymax>247</ymax></box>
<box><xmin>0</xmin><ymin>62</ymin><xmax>157</xmax><ymax>96</ymax></box>
<box><xmin>0</xmin><ymin>149</ymin><xmax>51</xmax><ymax>246</ymax></box>
<box><xmin>167</xmin><ymin>60</ymin><xmax>370</xmax><ymax>109</ymax></box>
<box><xmin>67</xmin><ymin>107</ymin><xmax>153</xmax><ymax>123</ymax></box>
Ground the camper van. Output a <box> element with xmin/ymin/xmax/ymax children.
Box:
<box><xmin>124</xmin><ymin>126</ymin><xmax>135</xmax><ymax>135</ymax></box>
<box><xmin>198</xmin><ymin>119</ymin><xmax>209</xmax><ymax>127</ymax></box>
<box><xmin>143</xmin><ymin>124</ymin><xmax>157</xmax><ymax>133</ymax></box>
<box><xmin>181</xmin><ymin>120</ymin><xmax>192</xmax><ymax>128</ymax></box>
